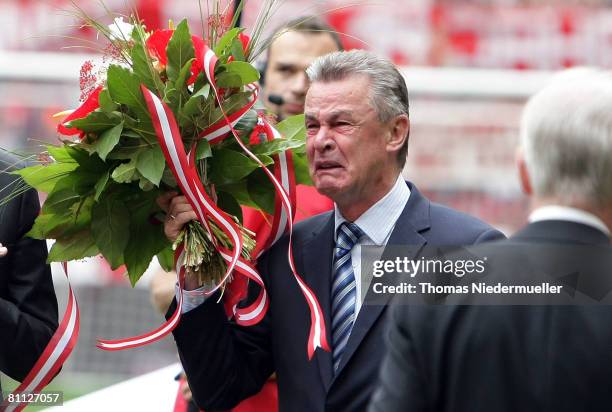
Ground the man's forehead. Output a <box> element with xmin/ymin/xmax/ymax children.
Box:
<box><xmin>269</xmin><ymin>31</ymin><xmax>339</xmax><ymax>64</ymax></box>
<box><xmin>306</xmin><ymin>76</ymin><xmax>371</xmax><ymax>99</ymax></box>
<box><xmin>305</xmin><ymin>76</ymin><xmax>375</xmax><ymax>118</ymax></box>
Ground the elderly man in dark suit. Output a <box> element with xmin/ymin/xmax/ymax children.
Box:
<box><xmin>0</xmin><ymin>153</ymin><xmax>58</xmax><ymax>400</ymax></box>
<box><xmin>370</xmin><ymin>68</ymin><xmax>612</xmax><ymax>412</ymax></box>
<box><xmin>161</xmin><ymin>50</ymin><xmax>504</xmax><ymax>411</ymax></box>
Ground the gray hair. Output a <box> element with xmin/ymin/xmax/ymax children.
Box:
<box><xmin>520</xmin><ymin>67</ymin><xmax>612</xmax><ymax>207</ymax></box>
<box><xmin>306</xmin><ymin>50</ymin><xmax>410</xmax><ymax>166</ymax></box>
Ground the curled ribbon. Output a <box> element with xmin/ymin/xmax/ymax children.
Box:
<box><xmin>198</xmin><ymin>44</ymin><xmax>330</xmax><ymax>358</ymax></box>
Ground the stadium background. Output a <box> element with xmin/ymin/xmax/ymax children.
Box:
<box><xmin>1</xmin><ymin>0</ymin><xmax>610</xmax><ymax>406</ymax></box>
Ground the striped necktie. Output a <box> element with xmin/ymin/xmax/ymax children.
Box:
<box><xmin>331</xmin><ymin>222</ymin><xmax>364</xmax><ymax>372</ymax></box>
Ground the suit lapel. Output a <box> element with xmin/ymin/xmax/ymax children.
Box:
<box><xmin>300</xmin><ymin>212</ymin><xmax>336</xmax><ymax>390</ymax></box>
<box><xmin>332</xmin><ymin>183</ymin><xmax>431</xmax><ymax>379</ymax></box>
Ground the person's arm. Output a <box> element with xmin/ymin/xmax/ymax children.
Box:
<box><xmin>169</xmin><ymin>256</ymin><xmax>275</xmax><ymax>410</ymax></box>
<box><xmin>149</xmin><ymin>269</ymin><xmax>177</xmax><ymax>315</ymax></box>
<box><xmin>161</xmin><ymin>193</ymin><xmax>275</xmax><ymax>410</ymax></box>
<box><xmin>0</xmin><ymin>187</ymin><xmax>58</xmax><ymax>382</ymax></box>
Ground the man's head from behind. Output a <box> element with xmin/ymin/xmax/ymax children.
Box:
<box><xmin>261</xmin><ymin>16</ymin><xmax>342</xmax><ymax>120</ymax></box>
<box><xmin>518</xmin><ymin>68</ymin><xmax>612</xmax><ymax>226</ymax></box>
<box><xmin>304</xmin><ymin>50</ymin><xmax>410</xmax><ymax>220</ymax></box>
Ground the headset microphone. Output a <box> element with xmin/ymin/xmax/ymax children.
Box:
<box><xmin>268</xmin><ymin>94</ymin><xmax>285</xmax><ymax>106</ymax></box>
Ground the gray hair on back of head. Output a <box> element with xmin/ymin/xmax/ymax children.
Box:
<box><xmin>305</xmin><ymin>49</ymin><xmax>410</xmax><ymax>166</ymax></box>
<box><xmin>520</xmin><ymin>67</ymin><xmax>612</xmax><ymax>207</ymax></box>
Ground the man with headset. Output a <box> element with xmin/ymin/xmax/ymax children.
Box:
<box><xmin>245</xmin><ymin>16</ymin><xmax>343</xmax><ymax>231</ymax></box>
<box><xmin>259</xmin><ymin>16</ymin><xmax>343</xmax><ymax>121</ymax></box>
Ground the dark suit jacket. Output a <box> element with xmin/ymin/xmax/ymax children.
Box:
<box><xmin>0</xmin><ymin>154</ymin><xmax>58</xmax><ymax>393</ymax></box>
<box><xmin>171</xmin><ymin>182</ymin><xmax>503</xmax><ymax>411</ymax></box>
<box><xmin>370</xmin><ymin>219</ymin><xmax>612</xmax><ymax>412</ymax></box>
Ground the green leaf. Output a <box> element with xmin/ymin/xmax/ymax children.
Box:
<box><xmin>47</xmin><ymin>145</ymin><xmax>78</xmax><ymax>163</ymax></box>
<box><xmin>123</xmin><ymin>192</ymin><xmax>169</xmax><ymax>286</ymax></box>
<box><xmin>196</xmin><ymin>139</ymin><xmax>212</xmax><ymax>159</ymax></box>
<box><xmin>208</xmin><ymin>148</ymin><xmax>260</xmax><ymax>185</ymax></box>
<box><xmin>293</xmin><ymin>152</ymin><xmax>313</xmax><ymax>185</ymax></box>
<box><xmin>217</xmin><ymin>191</ymin><xmax>243</xmax><ymax>223</ymax></box>
<box><xmin>93</xmin><ymin>121</ymin><xmax>123</xmax><ymax>161</ymax></box>
<box><xmin>217</xmin><ymin>181</ymin><xmax>257</xmax><ymax>208</ymax></box>
<box><xmin>175</xmin><ymin>58</ymin><xmax>195</xmax><ymax>93</ymax></box>
<box><xmin>27</xmin><ymin>197</ymin><xmax>94</xmax><ymax>240</ymax></box>
<box><xmin>105</xmin><ymin>144</ymin><xmax>141</xmax><ymax>160</ymax></box>
<box><xmin>13</xmin><ymin>163</ymin><xmax>78</xmax><ymax>193</ymax></box>
<box><xmin>247</xmin><ymin>168</ymin><xmax>275</xmax><ymax>214</ymax></box>
<box><xmin>156</xmin><ymin>246</ymin><xmax>174</xmax><ymax>272</ymax></box>
<box><xmin>276</xmin><ymin>114</ymin><xmax>306</xmax><ymax>143</ymax></box>
<box><xmin>68</xmin><ymin>110</ymin><xmax>122</xmax><ymax>133</ymax></box>
<box><xmin>167</xmin><ymin>58</ymin><xmax>195</xmax><ymax>113</ymax></box>
<box><xmin>26</xmin><ymin>213</ymin><xmax>53</xmax><ymax>239</ymax></box>
<box><xmin>178</xmin><ymin>84</ymin><xmax>212</xmax><ymax>127</ymax></box>
<box><xmin>256</xmin><ymin>153</ymin><xmax>274</xmax><ymax>166</ymax></box>
<box><xmin>250</xmin><ymin>138</ymin><xmax>304</xmax><ymax>156</ymax></box>
<box><xmin>107</xmin><ymin>64</ymin><xmax>150</xmax><ymax>121</ymax></box>
<box><xmin>121</xmin><ymin>130</ymin><xmax>142</xmax><ymax>139</ymax></box>
<box><xmin>166</xmin><ymin>19</ymin><xmax>194</xmax><ymax>83</ymax></box>
<box><xmin>223</xmin><ymin>61</ymin><xmax>260</xmax><ymax>84</ymax></box>
<box><xmin>136</xmin><ymin>146</ymin><xmax>165</xmax><ymax>186</ymax></box>
<box><xmin>42</xmin><ymin>172</ymin><xmax>97</xmax><ymax>214</ymax></box>
<box><xmin>209</xmin><ymin>92</ymin><xmax>252</xmax><ymax>124</ymax></box>
<box><xmin>94</xmin><ymin>171</ymin><xmax>110</xmax><ymax>201</ymax></box>
<box><xmin>98</xmin><ymin>88</ymin><xmax>118</xmax><ymax>112</ymax></box>
<box><xmin>122</xmin><ymin>111</ymin><xmax>156</xmax><ymax>137</ymax></box>
<box><xmin>47</xmin><ymin>229</ymin><xmax>98</xmax><ymax>262</ymax></box>
<box><xmin>138</xmin><ymin>174</ymin><xmax>155</xmax><ymax>191</ymax></box>
<box><xmin>91</xmin><ymin>196</ymin><xmax>130</xmax><ymax>269</ymax></box>
<box><xmin>131</xmin><ymin>42</ymin><xmax>161</xmax><ymax>92</ymax></box>
<box><xmin>230</xmin><ymin>37</ymin><xmax>246</xmax><ymax>62</ymax></box>
<box><xmin>214</xmin><ymin>72</ymin><xmax>243</xmax><ymax>88</ymax></box>
<box><xmin>214</xmin><ymin>27</ymin><xmax>241</xmax><ymax>56</ymax></box>
<box><xmin>41</xmin><ymin>190</ymin><xmax>79</xmax><ymax>215</ymax></box>
<box><xmin>193</xmin><ymin>84</ymin><xmax>211</xmax><ymax>100</ymax></box>
<box><xmin>111</xmin><ymin>159</ymin><xmax>137</xmax><ymax>183</ymax></box>
<box><xmin>193</xmin><ymin>72</ymin><xmax>207</xmax><ymax>92</ymax></box>
<box><xmin>65</xmin><ymin>146</ymin><xmax>107</xmax><ymax>172</ymax></box>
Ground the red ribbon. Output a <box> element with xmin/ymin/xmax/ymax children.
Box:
<box><xmin>1</xmin><ymin>263</ymin><xmax>80</xmax><ymax>412</ymax></box>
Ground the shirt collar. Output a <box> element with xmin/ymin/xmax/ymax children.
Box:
<box><xmin>529</xmin><ymin>205</ymin><xmax>611</xmax><ymax>237</ymax></box>
<box><xmin>334</xmin><ymin>175</ymin><xmax>411</xmax><ymax>245</ymax></box>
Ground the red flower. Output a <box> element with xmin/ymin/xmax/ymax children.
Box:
<box><xmin>238</xmin><ymin>33</ymin><xmax>250</xmax><ymax>56</ymax></box>
<box><xmin>57</xmin><ymin>85</ymin><xmax>103</xmax><ymax>137</ymax></box>
<box><xmin>227</xmin><ymin>33</ymin><xmax>251</xmax><ymax>63</ymax></box>
<box><xmin>146</xmin><ymin>30</ymin><xmax>206</xmax><ymax>84</ymax></box>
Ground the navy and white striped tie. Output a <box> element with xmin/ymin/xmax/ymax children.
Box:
<box><xmin>331</xmin><ymin>222</ymin><xmax>364</xmax><ymax>372</ymax></box>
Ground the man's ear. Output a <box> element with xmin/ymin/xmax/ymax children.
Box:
<box><xmin>516</xmin><ymin>146</ymin><xmax>533</xmax><ymax>195</ymax></box>
<box><xmin>387</xmin><ymin>114</ymin><xmax>410</xmax><ymax>153</ymax></box>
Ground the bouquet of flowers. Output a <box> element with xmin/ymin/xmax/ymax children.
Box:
<box><xmin>13</xmin><ymin>2</ymin><xmax>310</xmax><ymax>290</ymax></box>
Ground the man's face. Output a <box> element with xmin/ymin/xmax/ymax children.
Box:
<box><xmin>262</xmin><ymin>31</ymin><xmax>339</xmax><ymax>119</ymax></box>
<box><xmin>304</xmin><ymin>75</ymin><xmax>398</xmax><ymax>205</ymax></box>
